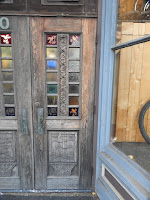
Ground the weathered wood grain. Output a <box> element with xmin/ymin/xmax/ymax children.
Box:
<box><xmin>47</xmin><ymin>176</ymin><xmax>79</xmax><ymax>189</ymax></box>
<box><xmin>0</xmin><ymin>0</ymin><xmax>98</xmax><ymax>16</ymax></box>
<box><xmin>13</xmin><ymin>16</ymin><xmax>34</xmax><ymax>189</ymax></box>
<box><xmin>0</xmin><ymin>119</ymin><xmax>18</xmax><ymax>130</ymax></box>
<box><xmin>30</xmin><ymin>17</ymin><xmax>47</xmax><ymax>190</ymax></box>
<box><xmin>0</xmin><ymin>177</ymin><xmax>20</xmax><ymax>189</ymax></box>
<box><xmin>79</xmin><ymin>18</ymin><xmax>96</xmax><ymax>189</ymax></box>
<box><xmin>43</xmin><ymin>18</ymin><xmax>82</xmax><ymax>33</ymax></box>
<box><xmin>46</xmin><ymin>119</ymin><xmax>81</xmax><ymax>130</ymax></box>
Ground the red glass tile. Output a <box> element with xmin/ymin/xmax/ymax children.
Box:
<box><xmin>46</xmin><ymin>35</ymin><xmax>57</xmax><ymax>45</ymax></box>
<box><xmin>69</xmin><ymin>35</ymin><xmax>80</xmax><ymax>46</ymax></box>
<box><xmin>1</xmin><ymin>34</ymin><xmax>11</xmax><ymax>45</ymax></box>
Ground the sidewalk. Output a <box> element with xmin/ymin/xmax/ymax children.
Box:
<box><xmin>0</xmin><ymin>193</ymin><xmax>100</xmax><ymax>200</ymax></box>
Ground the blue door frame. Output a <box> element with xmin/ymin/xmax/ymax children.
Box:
<box><xmin>95</xmin><ymin>0</ymin><xmax>150</xmax><ymax>199</ymax></box>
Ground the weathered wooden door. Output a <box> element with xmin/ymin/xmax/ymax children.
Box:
<box><xmin>0</xmin><ymin>16</ymin><xmax>96</xmax><ymax>190</ymax></box>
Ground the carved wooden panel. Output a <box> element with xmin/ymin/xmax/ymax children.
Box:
<box><xmin>48</xmin><ymin>131</ymin><xmax>78</xmax><ymax>176</ymax></box>
<box><xmin>49</xmin><ymin>131</ymin><xmax>77</xmax><ymax>162</ymax></box>
<box><xmin>0</xmin><ymin>131</ymin><xmax>16</xmax><ymax>177</ymax></box>
<box><xmin>58</xmin><ymin>34</ymin><xmax>68</xmax><ymax>116</ymax></box>
<box><xmin>0</xmin><ymin>131</ymin><xmax>15</xmax><ymax>162</ymax></box>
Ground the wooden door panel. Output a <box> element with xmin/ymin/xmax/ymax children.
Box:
<box><xmin>31</xmin><ymin>17</ymin><xmax>96</xmax><ymax>190</ymax></box>
<box><xmin>0</xmin><ymin>16</ymin><xmax>33</xmax><ymax>190</ymax></box>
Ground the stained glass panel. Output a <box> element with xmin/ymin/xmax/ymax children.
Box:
<box><xmin>47</xmin><ymin>84</ymin><xmax>57</xmax><ymax>94</ymax></box>
<box><xmin>1</xmin><ymin>34</ymin><xmax>11</xmax><ymax>45</ymax></box>
<box><xmin>69</xmin><ymin>61</ymin><xmax>80</xmax><ymax>72</ymax></box>
<box><xmin>69</xmin><ymin>107</ymin><xmax>78</xmax><ymax>116</ymax></box>
<box><xmin>1</xmin><ymin>47</ymin><xmax>12</xmax><ymax>57</ymax></box>
<box><xmin>46</xmin><ymin>48</ymin><xmax>57</xmax><ymax>59</ymax></box>
<box><xmin>69</xmin><ymin>48</ymin><xmax>80</xmax><ymax>60</ymax></box>
<box><xmin>47</xmin><ymin>73</ymin><xmax>57</xmax><ymax>82</ymax></box>
<box><xmin>5</xmin><ymin>107</ymin><xmax>15</xmax><ymax>116</ymax></box>
<box><xmin>4</xmin><ymin>95</ymin><xmax>14</xmax><ymax>104</ymax></box>
<box><xmin>69</xmin><ymin>73</ymin><xmax>79</xmax><ymax>82</ymax></box>
<box><xmin>2</xmin><ymin>60</ymin><xmax>12</xmax><ymax>69</ymax></box>
<box><xmin>69</xmin><ymin>85</ymin><xmax>79</xmax><ymax>94</ymax></box>
<box><xmin>46</xmin><ymin>35</ymin><xmax>57</xmax><ymax>45</ymax></box>
<box><xmin>48</xmin><ymin>107</ymin><xmax>57</xmax><ymax>116</ymax></box>
<box><xmin>2</xmin><ymin>72</ymin><xmax>13</xmax><ymax>81</ymax></box>
<box><xmin>47</xmin><ymin>60</ymin><xmax>57</xmax><ymax>70</ymax></box>
<box><xmin>3</xmin><ymin>83</ymin><xmax>14</xmax><ymax>93</ymax></box>
<box><xmin>47</xmin><ymin>96</ymin><xmax>57</xmax><ymax>105</ymax></box>
<box><xmin>69</xmin><ymin>35</ymin><xmax>80</xmax><ymax>46</ymax></box>
<box><xmin>69</xmin><ymin>96</ymin><xmax>79</xmax><ymax>105</ymax></box>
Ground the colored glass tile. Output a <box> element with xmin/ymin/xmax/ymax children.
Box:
<box><xmin>47</xmin><ymin>73</ymin><xmax>57</xmax><ymax>82</ymax></box>
<box><xmin>69</xmin><ymin>107</ymin><xmax>78</xmax><ymax>116</ymax></box>
<box><xmin>47</xmin><ymin>96</ymin><xmax>57</xmax><ymax>105</ymax></box>
<box><xmin>69</xmin><ymin>96</ymin><xmax>79</xmax><ymax>105</ymax></box>
<box><xmin>5</xmin><ymin>107</ymin><xmax>15</xmax><ymax>116</ymax></box>
<box><xmin>46</xmin><ymin>35</ymin><xmax>57</xmax><ymax>45</ymax></box>
<box><xmin>46</xmin><ymin>48</ymin><xmax>57</xmax><ymax>59</ymax></box>
<box><xmin>69</xmin><ymin>73</ymin><xmax>79</xmax><ymax>82</ymax></box>
<box><xmin>2</xmin><ymin>72</ymin><xmax>13</xmax><ymax>81</ymax></box>
<box><xmin>1</xmin><ymin>34</ymin><xmax>11</xmax><ymax>45</ymax></box>
<box><xmin>47</xmin><ymin>60</ymin><xmax>57</xmax><ymax>70</ymax></box>
<box><xmin>1</xmin><ymin>47</ymin><xmax>12</xmax><ymax>57</ymax></box>
<box><xmin>69</xmin><ymin>48</ymin><xmax>80</xmax><ymax>59</ymax></box>
<box><xmin>69</xmin><ymin>61</ymin><xmax>80</xmax><ymax>72</ymax></box>
<box><xmin>47</xmin><ymin>84</ymin><xmax>57</xmax><ymax>94</ymax></box>
<box><xmin>69</xmin><ymin>85</ymin><xmax>79</xmax><ymax>94</ymax></box>
<box><xmin>69</xmin><ymin>35</ymin><xmax>80</xmax><ymax>46</ymax></box>
<box><xmin>48</xmin><ymin>107</ymin><xmax>57</xmax><ymax>116</ymax></box>
<box><xmin>2</xmin><ymin>59</ymin><xmax>12</xmax><ymax>69</ymax></box>
<box><xmin>3</xmin><ymin>83</ymin><xmax>14</xmax><ymax>93</ymax></box>
<box><xmin>4</xmin><ymin>95</ymin><xmax>14</xmax><ymax>104</ymax></box>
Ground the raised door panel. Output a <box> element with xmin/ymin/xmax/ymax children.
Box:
<box><xmin>0</xmin><ymin>16</ymin><xmax>33</xmax><ymax>190</ymax></box>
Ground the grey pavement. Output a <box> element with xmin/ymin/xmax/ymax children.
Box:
<box><xmin>0</xmin><ymin>193</ymin><xmax>100</xmax><ymax>200</ymax></box>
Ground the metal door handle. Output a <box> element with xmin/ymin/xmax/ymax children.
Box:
<box><xmin>38</xmin><ymin>108</ymin><xmax>44</xmax><ymax>134</ymax></box>
<box><xmin>21</xmin><ymin>109</ymin><xmax>27</xmax><ymax>134</ymax></box>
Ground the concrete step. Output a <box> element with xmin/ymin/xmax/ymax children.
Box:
<box><xmin>0</xmin><ymin>193</ymin><xmax>100</xmax><ymax>200</ymax></box>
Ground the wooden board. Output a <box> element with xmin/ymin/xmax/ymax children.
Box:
<box><xmin>115</xmin><ymin>22</ymin><xmax>150</xmax><ymax>142</ymax></box>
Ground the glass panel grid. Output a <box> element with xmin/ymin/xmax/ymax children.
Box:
<box><xmin>46</xmin><ymin>34</ymin><xmax>58</xmax><ymax>116</ymax></box>
<box><xmin>68</xmin><ymin>34</ymin><xmax>81</xmax><ymax>116</ymax></box>
<box><xmin>45</xmin><ymin>33</ymin><xmax>81</xmax><ymax>117</ymax></box>
<box><xmin>0</xmin><ymin>33</ymin><xmax>15</xmax><ymax>116</ymax></box>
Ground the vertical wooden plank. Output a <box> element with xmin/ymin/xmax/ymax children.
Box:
<box><xmin>30</xmin><ymin>17</ymin><xmax>47</xmax><ymax>190</ymax></box>
<box><xmin>136</xmin><ymin>40</ymin><xmax>150</xmax><ymax>142</ymax></box>
<box><xmin>125</xmin><ymin>35</ymin><xmax>144</xmax><ymax>141</ymax></box>
<box><xmin>13</xmin><ymin>16</ymin><xmax>33</xmax><ymax>189</ymax></box>
<box><xmin>145</xmin><ymin>23</ymin><xmax>150</xmax><ymax>35</ymax></box>
<box><xmin>80</xmin><ymin>18</ymin><xmax>96</xmax><ymax>189</ymax></box>
<box><xmin>115</xmin><ymin>34</ymin><xmax>133</xmax><ymax>141</ymax></box>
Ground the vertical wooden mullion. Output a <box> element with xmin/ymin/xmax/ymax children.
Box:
<box><xmin>58</xmin><ymin>33</ymin><xmax>68</xmax><ymax>116</ymax></box>
<box><xmin>0</xmin><ymin>45</ymin><xmax>4</xmax><ymax>116</ymax></box>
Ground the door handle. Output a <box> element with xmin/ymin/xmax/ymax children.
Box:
<box><xmin>21</xmin><ymin>109</ymin><xmax>27</xmax><ymax>134</ymax></box>
<box><xmin>38</xmin><ymin>108</ymin><xmax>44</xmax><ymax>134</ymax></box>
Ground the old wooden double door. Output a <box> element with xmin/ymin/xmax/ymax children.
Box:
<box><xmin>0</xmin><ymin>16</ymin><xmax>96</xmax><ymax>190</ymax></box>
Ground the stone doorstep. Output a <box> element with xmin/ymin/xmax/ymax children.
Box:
<box><xmin>0</xmin><ymin>193</ymin><xmax>100</xmax><ymax>200</ymax></box>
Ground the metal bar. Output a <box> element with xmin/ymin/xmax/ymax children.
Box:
<box><xmin>111</xmin><ymin>35</ymin><xmax>150</xmax><ymax>51</ymax></box>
